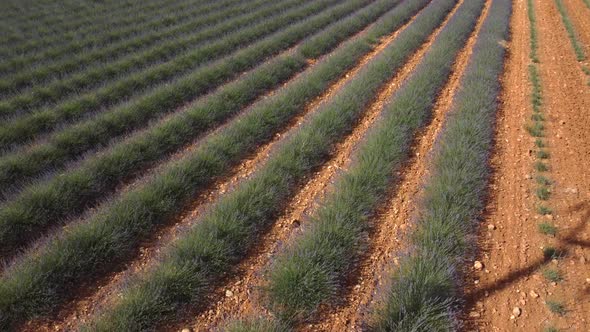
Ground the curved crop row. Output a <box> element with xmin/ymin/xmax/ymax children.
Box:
<box><xmin>0</xmin><ymin>0</ymin><xmax>365</xmax><ymax>195</ymax></box>
<box><xmin>81</xmin><ymin>0</ymin><xmax>441</xmax><ymax>327</ymax></box>
<box><xmin>0</xmin><ymin>0</ymin><xmax>301</xmax><ymax>118</ymax></box>
<box><xmin>0</xmin><ymin>0</ymin><xmax>401</xmax><ymax>254</ymax></box>
<box><xmin>265</xmin><ymin>0</ymin><xmax>484</xmax><ymax>322</ymax></box>
<box><xmin>0</xmin><ymin>0</ymin><xmax>257</xmax><ymax>96</ymax></box>
<box><xmin>0</xmin><ymin>0</ymin><xmax>423</xmax><ymax>327</ymax></box>
<box><xmin>0</xmin><ymin>0</ymin><xmax>214</xmax><ymax>69</ymax></box>
<box><xmin>373</xmin><ymin>1</ymin><xmax>511</xmax><ymax>330</ymax></box>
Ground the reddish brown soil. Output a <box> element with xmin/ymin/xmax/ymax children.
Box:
<box><xmin>464</xmin><ymin>0</ymin><xmax>590</xmax><ymax>331</ymax></box>
<box><xmin>563</xmin><ymin>0</ymin><xmax>590</xmax><ymax>62</ymax></box>
<box><xmin>19</xmin><ymin>6</ymin><xmax>421</xmax><ymax>332</ymax></box>
<box><xmin>181</xmin><ymin>2</ymin><xmax>447</xmax><ymax>329</ymax></box>
<box><xmin>311</xmin><ymin>1</ymin><xmax>492</xmax><ymax>331</ymax></box>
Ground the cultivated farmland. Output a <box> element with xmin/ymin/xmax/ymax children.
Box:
<box><xmin>0</xmin><ymin>0</ymin><xmax>588</xmax><ymax>331</ymax></box>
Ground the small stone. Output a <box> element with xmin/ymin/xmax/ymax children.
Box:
<box><xmin>510</xmin><ymin>315</ymin><xmax>516</xmax><ymax>320</ymax></box>
<box><xmin>586</xmin><ymin>278</ymin><xmax>590</xmax><ymax>284</ymax></box>
<box><xmin>469</xmin><ymin>311</ymin><xmax>481</xmax><ymax>318</ymax></box>
<box><xmin>512</xmin><ymin>307</ymin><xmax>521</xmax><ymax>317</ymax></box>
<box><xmin>225</xmin><ymin>289</ymin><xmax>234</xmax><ymax>297</ymax></box>
<box><xmin>530</xmin><ymin>290</ymin><xmax>539</xmax><ymax>298</ymax></box>
<box><xmin>525</xmin><ymin>174</ymin><xmax>533</xmax><ymax>180</ymax></box>
<box><xmin>474</xmin><ymin>261</ymin><xmax>484</xmax><ymax>270</ymax></box>
<box><xmin>488</xmin><ymin>224</ymin><xmax>496</xmax><ymax>230</ymax></box>
<box><xmin>181</xmin><ymin>329</ymin><xmax>191</xmax><ymax>332</ymax></box>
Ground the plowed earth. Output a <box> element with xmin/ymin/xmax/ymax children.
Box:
<box><xmin>10</xmin><ymin>0</ymin><xmax>590</xmax><ymax>331</ymax></box>
<box><xmin>463</xmin><ymin>0</ymin><xmax>590</xmax><ymax>331</ymax></box>
<box><xmin>187</xmin><ymin>1</ymin><xmax>466</xmax><ymax>330</ymax></box>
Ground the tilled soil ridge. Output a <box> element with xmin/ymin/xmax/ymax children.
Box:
<box><xmin>184</xmin><ymin>2</ymin><xmax>452</xmax><ymax>330</ymax></box>
<box><xmin>310</xmin><ymin>1</ymin><xmax>493</xmax><ymax>330</ymax></box>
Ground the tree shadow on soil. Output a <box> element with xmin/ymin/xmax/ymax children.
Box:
<box><xmin>464</xmin><ymin>200</ymin><xmax>590</xmax><ymax>319</ymax></box>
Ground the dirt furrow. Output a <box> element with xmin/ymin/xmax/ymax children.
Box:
<box><xmin>19</xmin><ymin>6</ymin><xmax>417</xmax><ymax>332</ymax></box>
<box><xmin>183</xmin><ymin>1</ymin><xmax>469</xmax><ymax>330</ymax></box>
<box><xmin>19</xmin><ymin>48</ymin><xmax>308</xmax><ymax>332</ymax></box>
<box><xmin>465</xmin><ymin>0</ymin><xmax>590</xmax><ymax>331</ymax></box>
<box><xmin>114</xmin><ymin>52</ymin><xmax>302</xmax><ymax>198</ymax></box>
<box><xmin>306</xmin><ymin>1</ymin><xmax>492</xmax><ymax>331</ymax></box>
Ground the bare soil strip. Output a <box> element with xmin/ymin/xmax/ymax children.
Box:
<box><xmin>19</xmin><ymin>6</ymin><xmax>416</xmax><ymax>332</ymax></box>
<box><xmin>6</xmin><ymin>43</ymin><xmax>300</xmax><ymax>206</ymax></box>
<box><xmin>21</xmin><ymin>47</ymin><xmax>308</xmax><ymax>332</ymax></box>
<box><xmin>306</xmin><ymin>2</ymin><xmax>492</xmax><ymax>331</ymax></box>
<box><xmin>184</xmin><ymin>1</ymin><xmax>468</xmax><ymax>330</ymax></box>
<box><xmin>464</xmin><ymin>0</ymin><xmax>590</xmax><ymax>331</ymax></box>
